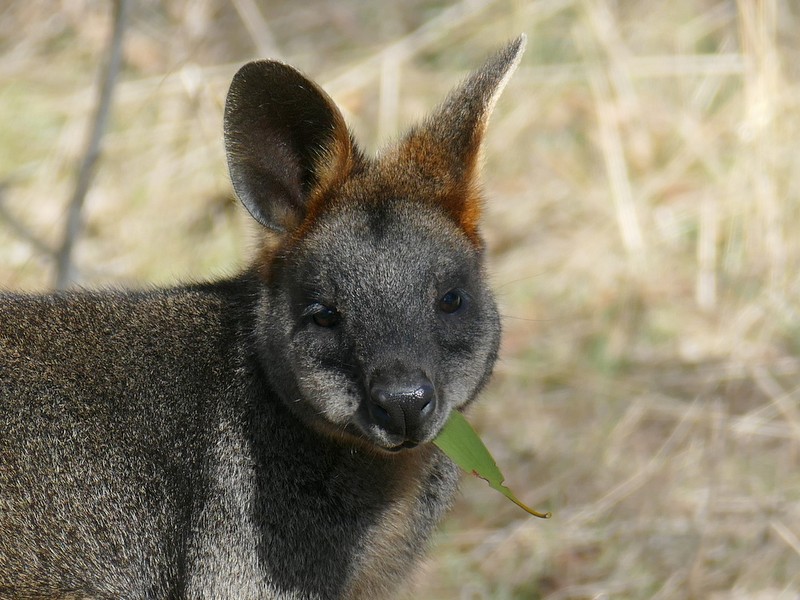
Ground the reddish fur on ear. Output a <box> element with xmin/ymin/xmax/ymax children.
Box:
<box><xmin>443</xmin><ymin>184</ymin><xmax>484</xmax><ymax>247</ymax></box>
<box><xmin>389</xmin><ymin>131</ymin><xmax>485</xmax><ymax>245</ymax></box>
<box><xmin>390</xmin><ymin>36</ymin><xmax>526</xmax><ymax>243</ymax></box>
<box><xmin>303</xmin><ymin>130</ymin><xmax>361</xmax><ymax>228</ymax></box>
<box><xmin>236</xmin><ymin>37</ymin><xmax>525</xmax><ymax>262</ymax></box>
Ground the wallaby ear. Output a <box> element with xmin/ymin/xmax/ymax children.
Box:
<box><xmin>395</xmin><ymin>35</ymin><xmax>526</xmax><ymax>239</ymax></box>
<box><xmin>224</xmin><ymin>60</ymin><xmax>355</xmax><ymax>233</ymax></box>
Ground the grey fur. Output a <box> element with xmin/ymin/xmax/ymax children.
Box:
<box><xmin>0</xmin><ymin>36</ymin><xmax>526</xmax><ymax>599</ymax></box>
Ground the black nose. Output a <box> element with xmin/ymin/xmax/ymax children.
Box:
<box><xmin>368</xmin><ymin>375</ymin><xmax>436</xmax><ymax>441</ymax></box>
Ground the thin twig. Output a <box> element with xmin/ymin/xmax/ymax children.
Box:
<box><xmin>53</xmin><ymin>0</ymin><xmax>129</xmax><ymax>290</ymax></box>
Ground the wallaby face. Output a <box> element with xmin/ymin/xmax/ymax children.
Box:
<box><xmin>258</xmin><ymin>197</ymin><xmax>499</xmax><ymax>450</ymax></box>
<box><xmin>0</xmin><ymin>36</ymin><xmax>525</xmax><ymax>599</ymax></box>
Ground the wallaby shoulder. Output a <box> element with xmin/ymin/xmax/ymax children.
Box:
<box><xmin>1</xmin><ymin>277</ymin><xmax>254</xmax><ymax>360</ymax></box>
<box><xmin>0</xmin><ymin>278</ymin><xmax>259</xmax><ymax>596</ymax></box>
<box><xmin>0</xmin><ymin>279</ymin><xmax>256</xmax><ymax>438</ymax></box>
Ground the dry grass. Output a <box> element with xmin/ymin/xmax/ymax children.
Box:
<box><xmin>2</xmin><ymin>1</ymin><xmax>800</xmax><ymax>598</ymax></box>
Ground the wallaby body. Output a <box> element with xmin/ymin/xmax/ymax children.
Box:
<box><xmin>0</xmin><ymin>37</ymin><xmax>525</xmax><ymax>599</ymax></box>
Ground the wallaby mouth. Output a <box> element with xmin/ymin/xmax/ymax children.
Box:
<box><xmin>386</xmin><ymin>440</ymin><xmax>421</xmax><ymax>453</ymax></box>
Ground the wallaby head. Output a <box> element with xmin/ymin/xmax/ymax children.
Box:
<box><xmin>224</xmin><ymin>36</ymin><xmax>526</xmax><ymax>452</ymax></box>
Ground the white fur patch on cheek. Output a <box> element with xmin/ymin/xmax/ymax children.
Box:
<box><xmin>443</xmin><ymin>357</ymin><xmax>488</xmax><ymax>410</ymax></box>
<box><xmin>296</xmin><ymin>364</ymin><xmax>360</xmax><ymax>425</ymax></box>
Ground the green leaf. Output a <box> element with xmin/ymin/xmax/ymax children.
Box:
<box><xmin>433</xmin><ymin>410</ymin><xmax>551</xmax><ymax>519</ymax></box>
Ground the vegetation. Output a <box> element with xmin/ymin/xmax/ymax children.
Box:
<box><xmin>2</xmin><ymin>1</ymin><xmax>799</xmax><ymax>597</ymax></box>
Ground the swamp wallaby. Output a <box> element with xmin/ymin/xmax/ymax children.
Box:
<box><xmin>0</xmin><ymin>36</ymin><xmax>526</xmax><ymax>599</ymax></box>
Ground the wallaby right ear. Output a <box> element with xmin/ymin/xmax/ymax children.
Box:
<box><xmin>224</xmin><ymin>61</ymin><xmax>355</xmax><ymax>233</ymax></box>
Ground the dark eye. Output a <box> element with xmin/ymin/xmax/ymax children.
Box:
<box><xmin>312</xmin><ymin>305</ymin><xmax>340</xmax><ymax>328</ymax></box>
<box><xmin>438</xmin><ymin>289</ymin><xmax>463</xmax><ymax>314</ymax></box>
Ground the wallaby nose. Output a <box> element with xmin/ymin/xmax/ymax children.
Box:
<box><xmin>368</xmin><ymin>375</ymin><xmax>436</xmax><ymax>442</ymax></box>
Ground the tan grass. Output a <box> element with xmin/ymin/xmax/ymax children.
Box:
<box><xmin>2</xmin><ymin>0</ymin><xmax>800</xmax><ymax>598</ymax></box>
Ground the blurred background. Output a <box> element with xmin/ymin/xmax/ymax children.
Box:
<box><xmin>2</xmin><ymin>0</ymin><xmax>799</xmax><ymax>597</ymax></box>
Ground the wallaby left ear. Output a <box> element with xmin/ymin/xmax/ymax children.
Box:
<box><xmin>223</xmin><ymin>60</ymin><xmax>356</xmax><ymax>234</ymax></box>
<box><xmin>395</xmin><ymin>35</ymin><xmax>527</xmax><ymax>239</ymax></box>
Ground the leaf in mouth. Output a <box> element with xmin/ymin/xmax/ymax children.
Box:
<box><xmin>433</xmin><ymin>410</ymin><xmax>551</xmax><ymax>519</ymax></box>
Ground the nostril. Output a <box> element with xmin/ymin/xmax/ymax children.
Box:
<box><xmin>368</xmin><ymin>393</ymin><xmax>393</xmax><ymax>429</ymax></box>
<box><xmin>420</xmin><ymin>396</ymin><xmax>433</xmax><ymax>416</ymax></box>
<box><xmin>374</xmin><ymin>404</ymin><xmax>390</xmax><ymax>422</ymax></box>
<box><xmin>416</xmin><ymin>381</ymin><xmax>434</xmax><ymax>411</ymax></box>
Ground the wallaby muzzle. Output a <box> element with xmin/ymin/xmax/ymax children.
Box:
<box><xmin>367</xmin><ymin>369</ymin><xmax>436</xmax><ymax>447</ymax></box>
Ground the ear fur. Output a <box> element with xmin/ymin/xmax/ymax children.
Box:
<box><xmin>391</xmin><ymin>35</ymin><xmax>527</xmax><ymax>240</ymax></box>
<box><xmin>224</xmin><ymin>37</ymin><xmax>526</xmax><ymax>239</ymax></box>
<box><xmin>223</xmin><ymin>60</ymin><xmax>356</xmax><ymax>233</ymax></box>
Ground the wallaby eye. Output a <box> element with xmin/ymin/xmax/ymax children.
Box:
<box><xmin>438</xmin><ymin>289</ymin><xmax>464</xmax><ymax>314</ymax></box>
<box><xmin>311</xmin><ymin>305</ymin><xmax>340</xmax><ymax>328</ymax></box>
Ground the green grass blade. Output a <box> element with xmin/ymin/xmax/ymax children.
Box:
<box><xmin>433</xmin><ymin>410</ymin><xmax>551</xmax><ymax>519</ymax></box>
